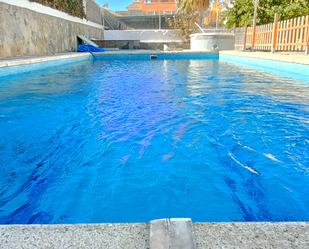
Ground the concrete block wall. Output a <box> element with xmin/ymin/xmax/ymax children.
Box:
<box><xmin>0</xmin><ymin>1</ymin><xmax>104</xmax><ymax>57</ymax></box>
<box><xmin>104</xmin><ymin>30</ymin><xmax>183</xmax><ymax>42</ymax></box>
<box><xmin>85</xmin><ymin>0</ymin><xmax>102</xmax><ymax>25</ymax></box>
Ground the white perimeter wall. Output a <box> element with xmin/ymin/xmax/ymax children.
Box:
<box><xmin>104</xmin><ymin>30</ymin><xmax>183</xmax><ymax>42</ymax></box>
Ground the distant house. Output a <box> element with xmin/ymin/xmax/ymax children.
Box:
<box><xmin>126</xmin><ymin>0</ymin><xmax>178</xmax><ymax>16</ymax></box>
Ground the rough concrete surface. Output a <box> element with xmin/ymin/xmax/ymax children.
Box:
<box><xmin>1</xmin><ymin>222</ymin><xmax>308</xmax><ymax>249</ymax></box>
<box><xmin>0</xmin><ymin>2</ymin><xmax>103</xmax><ymax>57</ymax></box>
<box><xmin>0</xmin><ymin>224</ymin><xmax>149</xmax><ymax>249</ymax></box>
<box><xmin>194</xmin><ymin>222</ymin><xmax>309</xmax><ymax>249</ymax></box>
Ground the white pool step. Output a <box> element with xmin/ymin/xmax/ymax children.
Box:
<box><xmin>150</xmin><ymin>218</ymin><xmax>195</xmax><ymax>249</ymax></box>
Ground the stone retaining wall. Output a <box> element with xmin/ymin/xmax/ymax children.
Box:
<box><xmin>85</xmin><ymin>0</ymin><xmax>102</xmax><ymax>25</ymax></box>
<box><xmin>0</xmin><ymin>2</ymin><xmax>103</xmax><ymax>57</ymax></box>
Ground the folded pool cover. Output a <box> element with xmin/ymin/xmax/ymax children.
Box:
<box><xmin>77</xmin><ymin>45</ymin><xmax>105</xmax><ymax>53</ymax></box>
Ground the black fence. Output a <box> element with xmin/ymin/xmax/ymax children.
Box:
<box><xmin>118</xmin><ymin>15</ymin><xmax>174</xmax><ymax>30</ymax></box>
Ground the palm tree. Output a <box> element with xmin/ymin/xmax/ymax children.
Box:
<box><xmin>178</xmin><ymin>0</ymin><xmax>211</xmax><ymax>26</ymax></box>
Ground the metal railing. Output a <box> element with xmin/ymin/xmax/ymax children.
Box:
<box><xmin>102</xmin><ymin>8</ymin><xmax>131</xmax><ymax>30</ymax></box>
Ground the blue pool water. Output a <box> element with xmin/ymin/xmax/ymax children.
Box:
<box><xmin>0</xmin><ymin>58</ymin><xmax>308</xmax><ymax>224</ymax></box>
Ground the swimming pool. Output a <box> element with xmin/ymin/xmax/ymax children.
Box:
<box><xmin>0</xmin><ymin>56</ymin><xmax>308</xmax><ymax>224</ymax></box>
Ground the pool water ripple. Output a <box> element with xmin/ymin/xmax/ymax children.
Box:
<box><xmin>0</xmin><ymin>59</ymin><xmax>308</xmax><ymax>223</ymax></box>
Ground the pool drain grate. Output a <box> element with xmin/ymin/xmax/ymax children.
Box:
<box><xmin>150</xmin><ymin>54</ymin><xmax>158</xmax><ymax>60</ymax></box>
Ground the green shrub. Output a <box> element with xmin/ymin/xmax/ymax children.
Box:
<box><xmin>30</xmin><ymin>0</ymin><xmax>86</xmax><ymax>19</ymax></box>
<box><xmin>222</xmin><ymin>0</ymin><xmax>309</xmax><ymax>28</ymax></box>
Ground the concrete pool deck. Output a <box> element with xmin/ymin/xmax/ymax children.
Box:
<box><xmin>220</xmin><ymin>50</ymin><xmax>309</xmax><ymax>65</ymax></box>
<box><xmin>1</xmin><ymin>221</ymin><xmax>308</xmax><ymax>249</ymax></box>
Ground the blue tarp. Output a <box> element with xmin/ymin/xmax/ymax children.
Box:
<box><xmin>77</xmin><ymin>45</ymin><xmax>105</xmax><ymax>53</ymax></box>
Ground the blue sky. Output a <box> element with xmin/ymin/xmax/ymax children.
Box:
<box><xmin>96</xmin><ymin>0</ymin><xmax>132</xmax><ymax>11</ymax></box>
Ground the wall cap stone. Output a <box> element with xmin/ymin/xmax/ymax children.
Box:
<box><xmin>1</xmin><ymin>0</ymin><xmax>103</xmax><ymax>29</ymax></box>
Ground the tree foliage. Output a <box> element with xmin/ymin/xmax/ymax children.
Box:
<box><xmin>178</xmin><ymin>0</ymin><xmax>211</xmax><ymax>25</ymax></box>
<box><xmin>168</xmin><ymin>10</ymin><xmax>200</xmax><ymax>41</ymax></box>
<box><xmin>169</xmin><ymin>0</ymin><xmax>211</xmax><ymax>40</ymax></box>
<box><xmin>178</xmin><ymin>0</ymin><xmax>210</xmax><ymax>11</ymax></box>
<box><xmin>222</xmin><ymin>0</ymin><xmax>309</xmax><ymax>28</ymax></box>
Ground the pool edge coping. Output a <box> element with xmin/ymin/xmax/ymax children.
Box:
<box><xmin>0</xmin><ymin>51</ymin><xmax>309</xmax><ymax>247</ymax></box>
<box><xmin>1</xmin><ymin>50</ymin><xmax>308</xmax><ymax>81</ymax></box>
<box><xmin>0</xmin><ymin>53</ymin><xmax>91</xmax><ymax>68</ymax></box>
<box><xmin>1</xmin><ymin>50</ymin><xmax>308</xmax><ymax>69</ymax></box>
<box><xmin>219</xmin><ymin>51</ymin><xmax>309</xmax><ymax>81</ymax></box>
<box><xmin>0</xmin><ymin>50</ymin><xmax>218</xmax><ymax>69</ymax></box>
<box><xmin>0</xmin><ymin>50</ymin><xmax>219</xmax><ymax>78</ymax></box>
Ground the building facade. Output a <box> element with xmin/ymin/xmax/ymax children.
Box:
<box><xmin>126</xmin><ymin>0</ymin><xmax>178</xmax><ymax>16</ymax></box>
